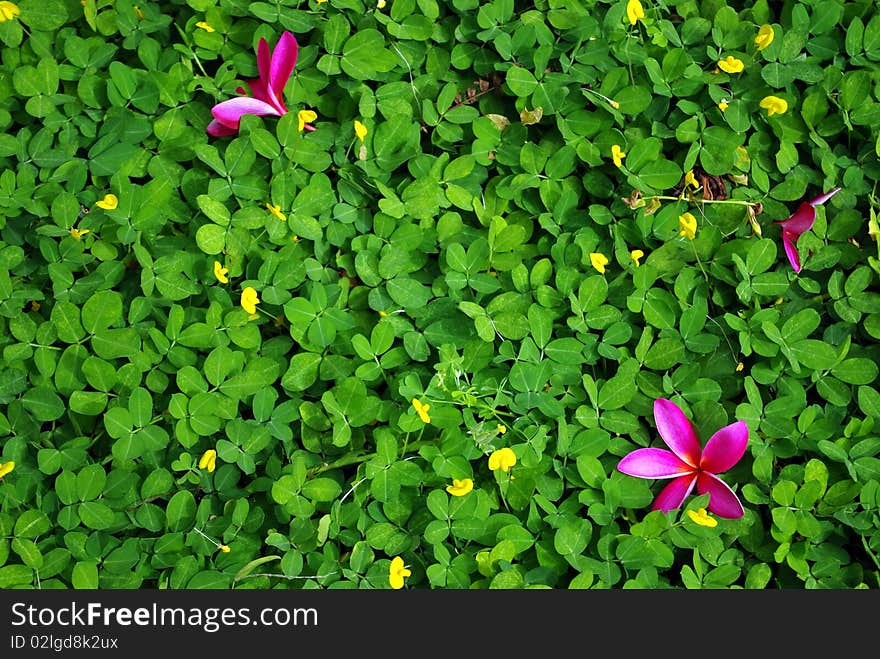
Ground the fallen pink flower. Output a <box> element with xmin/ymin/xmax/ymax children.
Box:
<box><xmin>775</xmin><ymin>187</ymin><xmax>841</xmax><ymax>272</ymax></box>
<box><xmin>617</xmin><ymin>398</ymin><xmax>748</xmax><ymax>519</ymax></box>
<box><xmin>207</xmin><ymin>31</ymin><xmax>310</xmax><ymax>136</ymax></box>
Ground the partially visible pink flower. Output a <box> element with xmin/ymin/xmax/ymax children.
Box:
<box><xmin>775</xmin><ymin>187</ymin><xmax>841</xmax><ymax>272</ymax></box>
<box><xmin>207</xmin><ymin>31</ymin><xmax>299</xmax><ymax>137</ymax></box>
<box><xmin>616</xmin><ymin>398</ymin><xmax>748</xmax><ymax>519</ymax></box>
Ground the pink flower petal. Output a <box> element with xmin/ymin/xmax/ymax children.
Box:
<box><xmin>206</xmin><ymin>119</ymin><xmax>239</xmax><ymax>137</ymax></box>
<box><xmin>211</xmin><ymin>97</ymin><xmax>281</xmax><ymax>130</ymax></box>
<box><xmin>776</xmin><ymin>202</ymin><xmax>815</xmax><ymax>237</ymax></box>
<box><xmin>240</xmin><ymin>78</ymin><xmax>268</xmax><ymax>103</ymax></box>
<box><xmin>781</xmin><ymin>229</ymin><xmax>802</xmax><ymax>272</ymax></box>
<box><xmin>696</xmin><ymin>472</ymin><xmax>744</xmax><ymax>519</ymax></box>
<box><xmin>809</xmin><ymin>186</ymin><xmax>841</xmax><ymax>207</ymax></box>
<box><xmin>653</xmin><ymin>398</ymin><xmax>702</xmax><ymax>467</ymax></box>
<box><xmin>700</xmin><ymin>420</ymin><xmax>749</xmax><ymax>474</ymax></box>
<box><xmin>617</xmin><ymin>448</ymin><xmax>695</xmax><ymax>479</ymax></box>
<box><xmin>651</xmin><ymin>475</ymin><xmax>697</xmax><ymax>513</ymax></box>
<box><xmin>256</xmin><ymin>37</ymin><xmax>271</xmax><ymax>87</ymax></box>
<box><xmin>269</xmin><ymin>31</ymin><xmax>298</xmax><ymax>102</ymax></box>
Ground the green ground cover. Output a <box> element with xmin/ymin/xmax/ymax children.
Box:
<box><xmin>1</xmin><ymin>0</ymin><xmax>879</xmax><ymax>590</ymax></box>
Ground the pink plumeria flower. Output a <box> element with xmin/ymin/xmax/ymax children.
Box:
<box><xmin>207</xmin><ymin>31</ymin><xmax>308</xmax><ymax>137</ymax></box>
<box><xmin>617</xmin><ymin>398</ymin><xmax>748</xmax><ymax>519</ymax></box>
<box><xmin>775</xmin><ymin>187</ymin><xmax>841</xmax><ymax>273</ymax></box>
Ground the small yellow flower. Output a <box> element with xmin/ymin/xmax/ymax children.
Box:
<box><xmin>196</xmin><ymin>21</ymin><xmax>214</xmax><ymax>32</ymax></box>
<box><xmin>630</xmin><ymin>249</ymin><xmax>644</xmax><ymax>267</ymax></box>
<box><xmin>488</xmin><ymin>447</ymin><xmax>517</xmax><ymax>473</ymax></box>
<box><xmin>590</xmin><ymin>252</ymin><xmax>609</xmax><ymax>274</ymax></box>
<box><xmin>133</xmin><ymin>5</ymin><xmax>144</xmax><ymax>19</ymax></box>
<box><xmin>610</xmin><ymin>100</ymin><xmax>620</xmax><ymax>110</ymax></box>
<box><xmin>755</xmin><ymin>24</ymin><xmax>774</xmax><ymax>51</ymax></box>
<box><xmin>686</xmin><ymin>508</ymin><xmax>718</xmax><ymax>528</ymax></box>
<box><xmin>717</xmin><ymin>55</ymin><xmax>744</xmax><ymax>74</ymax></box>
<box><xmin>389</xmin><ymin>556</ymin><xmax>410</xmax><ymax>589</ymax></box>
<box><xmin>679</xmin><ymin>212</ymin><xmax>697</xmax><ymax>240</ymax></box>
<box><xmin>70</xmin><ymin>228</ymin><xmax>90</xmax><ymax>240</ymax></box>
<box><xmin>446</xmin><ymin>478</ymin><xmax>474</xmax><ymax>497</ymax></box>
<box><xmin>266</xmin><ymin>202</ymin><xmax>286</xmax><ymax>222</ymax></box>
<box><xmin>0</xmin><ymin>461</ymin><xmax>14</xmax><ymax>479</ymax></box>
<box><xmin>219</xmin><ymin>544</ymin><xmax>231</xmax><ymax>553</ymax></box>
<box><xmin>718</xmin><ymin>100</ymin><xmax>729</xmax><ymax>112</ymax></box>
<box><xmin>760</xmin><ymin>95</ymin><xmax>787</xmax><ymax>117</ymax></box>
<box><xmin>240</xmin><ymin>287</ymin><xmax>260</xmax><ymax>315</ymax></box>
<box><xmin>298</xmin><ymin>109</ymin><xmax>317</xmax><ymax>132</ymax></box>
<box><xmin>377</xmin><ymin>0</ymin><xmax>386</xmax><ymax>8</ymax></box>
<box><xmin>497</xmin><ymin>424</ymin><xmax>506</xmax><ymax>434</ymax></box>
<box><xmin>626</xmin><ymin>0</ymin><xmax>645</xmax><ymax>25</ymax></box>
<box><xmin>736</xmin><ymin>362</ymin><xmax>745</xmax><ymax>372</ymax></box>
<box><xmin>354</xmin><ymin>120</ymin><xmax>368</xmax><ymax>142</ymax></box>
<box><xmin>412</xmin><ymin>398</ymin><xmax>431</xmax><ymax>424</ymax></box>
<box><xmin>96</xmin><ymin>194</ymin><xmax>118</xmax><ymax>210</ymax></box>
<box><xmin>198</xmin><ymin>449</ymin><xmax>217</xmax><ymax>473</ymax></box>
<box><xmin>611</xmin><ymin>144</ymin><xmax>626</xmax><ymax>168</ymax></box>
<box><xmin>379</xmin><ymin>310</ymin><xmax>388</xmax><ymax>317</ymax></box>
<box><xmin>684</xmin><ymin>170</ymin><xmax>699</xmax><ymax>190</ymax></box>
<box><xmin>213</xmin><ymin>261</ymin><xmax>229</xmax><ymax>284</ymax></box>
<box><xmin>0</xmin><ymin>1</ymin><xmax>20</xmax><ymax>21</ymax></box>
<box><xmin>316</xmin><ymin>0</ymin><xmax>327</xmax><ymax>3</ymax></box>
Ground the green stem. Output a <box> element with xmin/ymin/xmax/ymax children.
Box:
<box><xmin>307</xmin><ymin>439</ymin><xmax>434</xmax><ymax>477</ymax></box>
<box><xmin>861</xmin><ymin>534</ymin><xmax>880</xmax><ymax>573</ymax></box>
<box><xmin>648</xmin><ymin>195</ymin><xmax>761</xmax><ymax>207</ymax></box>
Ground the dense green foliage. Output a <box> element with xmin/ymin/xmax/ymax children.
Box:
<box><xmin>1</xmin><ymin>0</ymin><xmax>879</xmax><ymax>590</ymax></box>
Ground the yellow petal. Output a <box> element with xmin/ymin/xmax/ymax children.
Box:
<box><xmin>0</xmin><ymin>461</ymin><xmax>14</xmax><ymax>478</ymax></box>
<box><xmin>497</xmin><ymin>424</ymin><xmax>506</xmax><ymax>434</ymax></box>
<box><xmin>213</xmin><ymin>261</ymin><xmax>229</xmax><ymax>284</ymax></box>
<box><xmin>241</xmin><ymin>287</ymin><xmax>260</xmax><ymax>315</ymax></box>
<box><xmin>219</xmin><ymin>544</ymin><xmax>231</xmax><ymax>553</ymax></box>
<box><xmin>718</xmin><ymin>100</ymin><xmax>729</xmax><ymax>112</ymax></box>
<box><xmin>198</xmin><ymin>449</ymin><xmax>217</xmax><ymax>472</ymax></box>
<box><xmin>354</xmin><ymin>120</ymin><xmax>368</xmax><ymax>142</ymax></box>
<box><xmin>445</xmin><ymin>478</ymin><xmax>474</xmax><ymax>497</ymax></box>
<box><xmin>0</xmin><ymin>1</ymin><xmax>20</xmax><ymax>21</ymax></box>
<box><xmin>611</xmin><ymin>144</ymin><xmax>626</xmax><ymax>168</ymax></box>
<box><xmin>70</xmin><ymin>228</ymin><xmax>90</xmax><ymax>240</ymax></box>
<box><xmin>755</xmin><ymin>24</ymin><xmax>774</xmax><ymax>51</ymax></box>
<box><xmin>488</xmin><ymin>447</ymin><xmax>516</xmax><ymax>473</ymax></box>
<box><xmin>630</xmin><ymin>249</ymin><xmax>644</xmax><ymax>267</ymax></box>
<box><xmin>759</xmin><ymin>95</ymin><xmax>787</xmax><ymax>117</ymax></box>
<box><xmin>686</xmin><ymin>508</ymin><xmax>718</xmax><ymax>528</ymax></box>
<box><xmin>266</xmin><ymin>202</ymin><xmax>286</xmax><ymax>222</ymax></box>
<box><xmin>679</xmin><ymin>212</ymin><xmax>697</xmax><ymax>240</ymax></box>
<box><xmin>389</xmin><ymin>556</ymin><xmax>409</xmax><ymax>589</ymax></box>
<box><xmin>589</xmin><ymin>252</ymin><xmax>609</xmax><ymax>274</ymax></box>
<box><xmin>717</xmin><ymin>56</ymin><xmax>744</xmax><ymax>74</ymax></box>
<box><xmin>411</xmin><ymin>398</ymin><xmax>431</xmax><ymax>423</ymax></box>
<box><xmin>196</xmin><ymin>21</ymin><xmax>215</xmax><ymax>33</ymax></box>
<box><xmin>96</xmin><ymin>193</ymin><xmax>118</xmax><ymax>210</ymax></box>
<box><xmin>626</xmin><ymin>0</ymin><xmax>645</xmax><ymax>25</ymax></box>
<box><xmin>298</xmin><ymin>109</ymin><xmax>317</xmax><ymax>132</ymax></box>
